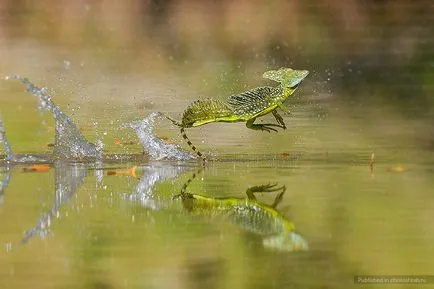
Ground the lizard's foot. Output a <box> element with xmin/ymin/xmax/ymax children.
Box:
<box><xmin>249</xmin><ymin>183</ymin><xmax>285</xmax><ymax>194</ymax></box>
<box><xmin>246</xmin><ymin>118</ymin><xmax>285</xmax><ymax>133</ymax></box>
<box><xmin>247</xmin><ymin>123</ymin><xmax>286</xmax><ymax>133</ymax></box>
<box><xmin>270</xmin><ymin>187</ymin><xmax>286</xmax><ymax>208</ymax></box>
<box><xmin>246</xmin><ymin>183</ymin><xmax>286</xmax><ymax>201</ymax></box>
<box><xmin>257</xmin><ymin>124</ymin><xmax>278</xmax><ymax>133</ymax></box>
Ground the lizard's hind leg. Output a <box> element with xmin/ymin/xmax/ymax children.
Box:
<box><xmin>245</xmin><ymin>183</ymin><xmax>286</xmax><ymax>208</ymax></box>
<box><xmin>246</xmin><ymin>183</ymin><xmax>285</xmax><ymax>199</ymax></box>
<box><xmin>180</xmin><ymin>127</ymin><xmax>206</xmax><ymax>163</ymax></box>
<box><xmin>172</xmin><ymin>166</ymin><xmax>203</xmax><ymax>200</ymax></box>
<box><xmin>272</xmin><ymin>110</ymin><xmax>287</xmax><ymax>130</ymax></box>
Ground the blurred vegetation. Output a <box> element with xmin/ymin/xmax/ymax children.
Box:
<box><xmin>0</xmin><ymin>0</ymin><xmax>432</xmax><ymax>109</ymax></box>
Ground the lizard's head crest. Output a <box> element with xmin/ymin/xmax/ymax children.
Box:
<box><xmin>263</xmin><ymin>67</ymin><xmax>309</xmax><ymax>88</ymax></box>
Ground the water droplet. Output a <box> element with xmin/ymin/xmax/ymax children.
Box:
<box><xmin>63</xmin><ymin>60</ymin><xmax>71</xmax><ymax>69</ymax></box>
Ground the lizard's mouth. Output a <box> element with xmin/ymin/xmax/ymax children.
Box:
<box><xmin>291</xmin><ymin>82</ymin><xmax>300</xmax><ymax>89</ymax></box>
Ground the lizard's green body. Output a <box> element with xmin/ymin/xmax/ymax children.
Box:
<box><xmin>179</xmin><ymin>183</ymin><xmax>308</xmax><ymax>252</ymax></box>
<box><xmin>167</xmin><ymin>68</ymin><xmax>309</xmax><ymax>161</ymax></box>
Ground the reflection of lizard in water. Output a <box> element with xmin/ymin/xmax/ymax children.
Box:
<box><xmin>165</xmin><ymin>67</ymin><xmax>309</xmax><ymax>162</ymax></box>
<box><xmin>176</xmin><ymin>170</ymin><xmax>309</xmax><ymax>252</ymax></box>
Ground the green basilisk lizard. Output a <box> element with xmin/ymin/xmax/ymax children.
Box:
<box><xmin>166</xmin><ymin>67</ymin><xmax>309</xmax><ymax>162</ymax></box>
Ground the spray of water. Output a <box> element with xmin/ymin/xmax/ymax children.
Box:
<box><xmin>0</xmin><ymin>170</ymin><xmax>11</xmax><ymax>207</ymax></box>
<box><xmin>129</xmin><ymin>112</ymin><xmax>195</xmax><ymax>161</ymax></box>
<box><xmin>4</xmin><ymin>76</ymin><xmax>194</xmax><ymax>161</ymax></box>
<box><xmin>6</xmin><ymin>76</ymin><xmax>102</xmax><ymax>160</ymax></box>
<box><xmin>0</xmin><ymin>117</ymin><xmax>14</xmax><ymax>161</ymax></box>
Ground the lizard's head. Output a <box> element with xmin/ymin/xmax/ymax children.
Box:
<box><xmin>263</xmin><ymin>67</ymin><xmax>309</xmax><ymax>88</ymax></box>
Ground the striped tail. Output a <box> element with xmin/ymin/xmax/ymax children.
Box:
<box><xmin>164</xmin><ymin>115</ymin><xmax>206</xmax><ymax>163</ymax></box>
<box><xmin>172</xmin><ymin>167</ymin><xmax>203</xmax><ymax>200</ymax></box>
<box><xmin>163</xmin><ymin>115</ymin><xmax>181</xmax><ymax>127</ymax></box>
<box><xmin>180</xmin><ymin>167</ymin><xmax>202</xmax><ymax>195</ymax></box>
<box><xmin>180</xmin><ymin>127</ymin><xmax>206</xmax><ymax>163</ymax></box>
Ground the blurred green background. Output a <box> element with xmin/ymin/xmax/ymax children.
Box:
<box><xmin>1</xmin><ymin>1</ymin><xmax>434</xmax><ymax>289</ymax></box>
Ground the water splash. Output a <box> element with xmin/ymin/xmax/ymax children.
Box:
<box><xmin>0</xmin><ymin>170</ymin><xmax>11</xmax><ymax>208</ymax></box>
<box><xmin>0</xmin><ymin>117</ymin><xmax>14</xmax><ymax>161</ymax></box>
<box><xmin>129</xmin><ymin>112</ymin><xmax>194</xmax><ymax>161</ymax></box>
<box><xmin>6</xmin><ymin>76</ymin><xmax>102</xmax><ymax>160</ymax></box>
